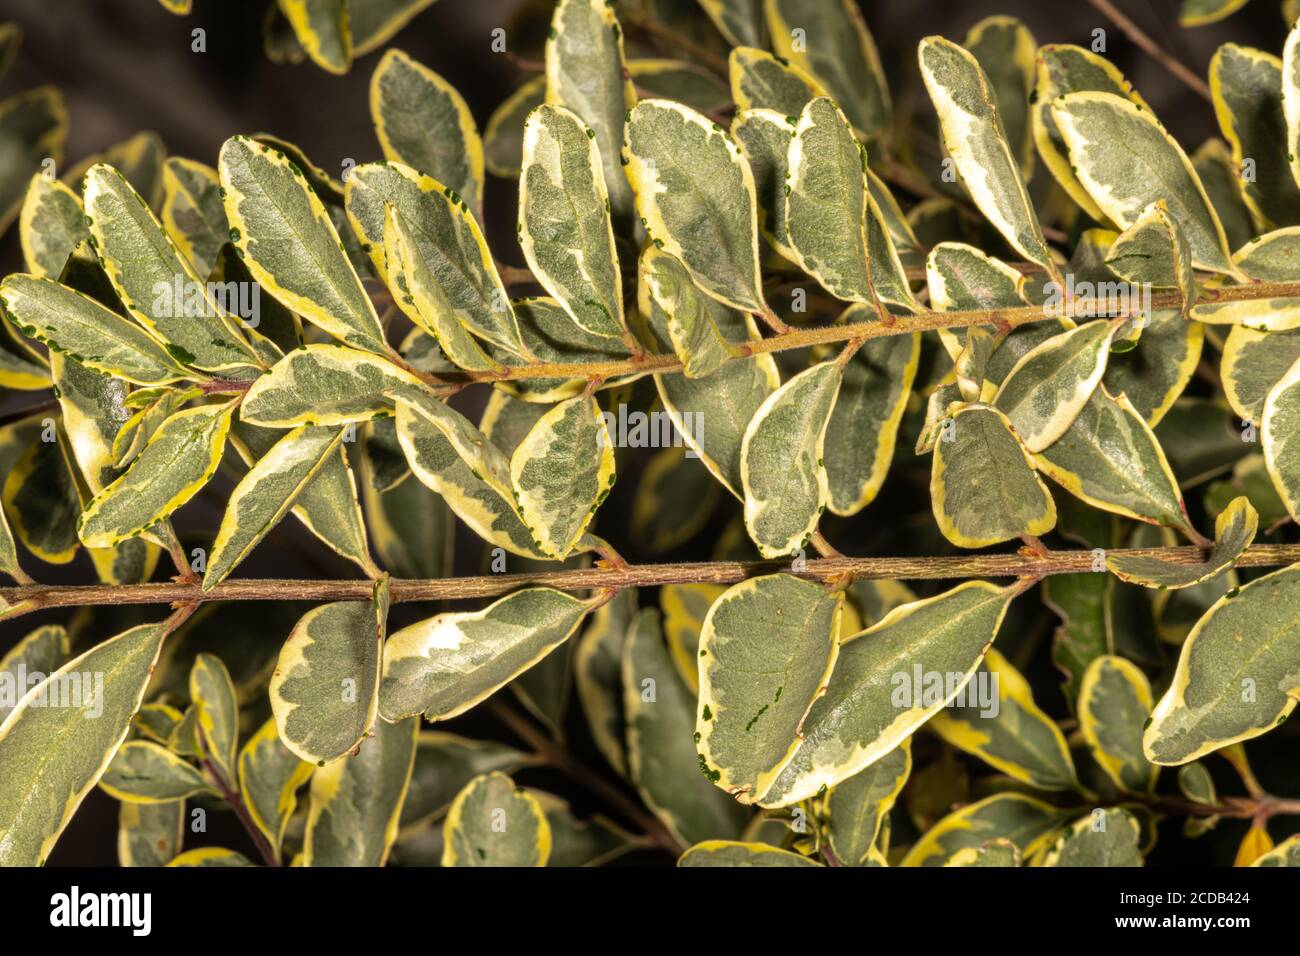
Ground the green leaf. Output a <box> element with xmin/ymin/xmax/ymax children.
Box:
<box><xmin>1107</xmin><ymin>496</ymin><xmax>1256</xmax><ymax>588</ymax></box>
<box><xmin>1253</xmin><ymin>834</ymin><xmax>1300</xmax><ymax>866</ymax></box>
<box><xmin>641</xmin><ymin>246</ymin><xmax>736</xmax><ymax>379</ymax></box>
<box><xmin>1181</xmin><ymin>0</ymin><xmax>1251</xmax><ymax>26</ymax></box>
<box><xmin>271</xmin><ymin>577</ymin><xmax>390</xmax><ymax>765</ymax></box>
<box><xmin>623</xmin><ymin>608</ymin><xmax>748</xmax><ymax>846</ymax></box>
<box><xmin>1263</xmin><ymin>358</ymin><xmax>1300</xmax><ymax>522</ymax></box>
<box><xmin>1</xmin><ymin>424</ymin><xmax>80</xmax><ymax>564</ymax></box>
<box><xmin>825</xmin><ymin>739</ymin><xmax>910</xmax><ymax>867</ymax></box>
<box><xmin>546</xmin><ymin>0</ymin><xmax>636</xmax><ymax>233</ymax></box>
<box><xmin>918</xmin><ymin>35</ymin><xmax>1054</xmax><ymax>273</ymax></box>
<box><xmin>1031</xmin><ymin>44</ymin><xmax>1147</xmax><ymax>225</ymax></box>
<box><xmin>903</xmin><ymin>792</ymin><xmax>1071</xmax><ymax>866</ymax></box>
<box><xmin>574</xmin><ymin>589</ymin><xmax>636</xmax><ymax>777</ymax></box>
<box><xmin>380</xmin><ymin>588</ymin><xmax>592</xmax><ymax>721</ymax></box>
<box><xmin>237</xmin><ymin>717</ymin><xmax>312</xmax><ymax>856</ymax></box>
<box><xmin>78</xmin><ymin>401</ymin><xmax>235</xmax><ymax>548</ymax></box>
<box><xmin>48</xmin><ymin>353</ymin><xmax>127</xmax><ymax>496</ymax></box>
<box><xmin>1144</xmin><ymin>562</ymin><xmax>1300</xmax><ymax>764</ymax></box>
<box><xmin>964</xmin><ymin>16</ymin><xmax>1036</xmax><ymax>175</ymax></box>
<box><xmin>628</xmin><ymin>59</ymin><xmax>731</xmax><ymax>114</ymax></box>
<box><xmin>205</xmin><ymin>425</ymin><xmax>347</xmax><ymax>588</ymax></box>
<box><xmin>994</xmin><ymin>319</ymin><xmax>1117</xmax><ymax>453</ymax></box>
<box><xmin>279</xmin><ymin>0</ymin><xmax>351</xmax><ymax>74</ymax></box>
<box><xmin>303</xmin><ymin>714</ymin><xmax>417</xmax><ymax>866</ymax></box>
<box><xmin>371</xmin><ymin>49</ymin><xmax>483</xmax><ymax>218</ymax></box>
<box><xmin>345</xmin><ymin>161</ymin><xmax>523</xmax><ymax>355</ymax></box>
<box><xmin>784</xmin><ymin>97</ymin><xmax>873</xmax><ymax>303</ymax></box>
<box><xmin>241</xmin><ymin>344</ymin><xmax>424</xmax><ymax>428</ymax></box>
<box><xmin>442</xmin><ymin>771</ymin><xmax>550</xmax><ymax>867</ymax></box>
<box><xmin>679</xmin><ymin>840</ymin><xmax>821</xmax><ymax>867</ymax></box>
<box><xmin>731</xmin><ymin>108</ymin><xmax>795</xmax><ymax>261</ymax></box>
<box><xmin>510</xmin><ymin>396</ymin><xmax>614</xmax><ymax>559</ymax></box>
<box><xmin>0</xmin><ymin>622</ymin><xmax>166</xmax><ymax>865</ymax></box>
<box><xmin>117</xmin><ymin>800</ymin><xmax>183</xmax><ymax>867</ymax></box>
<box><xmin>160</xmin><ymin>157</ymin><xmax>227</xmax><ymax>278</ymax></box>
<box><xmin>532</xmin><ymin>790</ymin><xmax>638</xmax><ymax>867</ymax></box>
<box><xmin>931</xmin><ymin>404</ymin><xmax>1056</xmax><ymax>548</ymax></box>
<box><xmin>83</xmin><ymin>163</ymin><xmax>260</xmax><ymax>373</ymax></box>
<box><xmin>824</xmin><ymin>307</ymin><xmax>920</xmax><ymax>515</ymax></box>
<box><xmin>230</xmin><ymin>420</ymin><xmax>375</xmax><ymax>575</ymax></box>
<box><xmin>0</xmin><ymin>274</ymin><xmax>189</xmax><ymax>385</ymax></box>
<box><xmin>943</xmin><ymin>838</ymin><xmax>1021</xmax><ymax>867</ymax></box>
<box><xmin>1035</xmin><ymin>388</ymin><xmax>1193</xmax><ymax>535</ymax></box>
<box><xmin>625</xmin><ymin>99</ymin><xmax>766</xmax><ymax>313</ymax></box>
<box><xmin>1211</xmin><ymin>43</ymin><xmax>1300</xmax><ymax>229</ymax></box>
<box><xmin>190</xmin><ymin>651</ymin><xmax>239</xmax><ymax>782</ymax></box>
<box><xmin>1040</xmin><ymin>808</ymin><xmax>1143</xmax><ymax>866</ymax></box>
<box><xmin>929</xmin><ymin>649</ymin><xmax>1078</xmax><ymax>791</ymax></box>
<box><xmin>166</xmin><ymin>847</ymin><xmax>254</xmax><ymax>867</ymax></box>
<box><xmin>0</xmin><ymin>86</ymin><xmax>67</xmax><ymax>232</ymax></box>
<box><xmin>0</xmin><ymin>625</ymin><xmax>69</xmax><ymax>723</ymax></box>
<box><xmin>760</xmin><ymin>581</ymin><xmax>1015</xmax><ymax>807</ymax></box>
<box><xmin>19</xmin><ymin>173</ymin><xmax>87</xmax><ymax>279</ymax></box>
<box><xmin>519</xmin><ymin>104</ymin><xmax>627</xmax><ymax>343</ymax></box>
<box><xmin>392</xmin><ymin>388</ymin><xmax>555</xmax><ymax>558</ymax></box>
<box><xmin>1079</xmin><ymin>655</ymin><xmax>1158</xmax><ymax>794</ymax></box>
<box><xmin>63</xmin><ymin>130</ymin><xmax>165</xmax><ymax>211</ymax></box>
<box><xmin>218</xmin><ymin>135</ymin><xmax>387</xmax><ymax>354</ymax></box>
<box><xmin>1194</xmin><ymin>138</ymin><xmax>1255</xmax><ymax>251</ymax></box>
<box><xmin>1104</xmin><ymin>307</ymin><xmax>1203</xmax><ymax>427</ymax></box>
<box><xmin>696</xmin><ymin>574</ymin><xmax>841</xmax><ymax>801</ymax></box>
<box><xmin>742</xmin><ymin>360</ymin><xmax>842</xmax><ymax>557</ymax></box>
<box><xmin>728</xmin><ymin>46</ymin><xmax>821</xmax><ymax>115</ymax></box>
<box><xmin>1179</xmin><ymin>760</ymin><xmax>1217</xmax><ymax>804</ymax></box>
<box><xmin>632</xmin><ymin>447</ymin><xmax>722</xmax><ymax>554</ymax></box>
<box><xmin>1051</xmin><ymin>92</ymin><xmax>1238</xmax><ymax>276</ymax></box>
<box><xmin>401</xmin><ymin>732</ymin><xmax>532</xmax><ymax>831</ymax></box>
<box><xmin>926</xmin><ymin>240</ymin><xmax>1027</xmax><ymax>360</ymax></box>
<box><xmin>766</xmin><ymin>0</ymin><xmax>890</xmax><ymax>141</ymax></box>
<box><xmin>1106</xmin><ymin>200</ymin><xmax>1196</xmax><ymax>312</ymax></box>
<box><xmin>98</xmin><ymin>740</ymin><xmax>211</xmax><ymax>803</ymax></box>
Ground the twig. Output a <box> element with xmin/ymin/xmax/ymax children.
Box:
<box><xmin>622</xmin><ymin>11</ymin><xmax>728</xmax><ymax>76</ymax></box>
<box><xmin>1085</xmin><ymin>0</ymin><xmax>1213</xmax><ymax>102</ymax></box>
<box><xmin>7</xmin><ymin>544</ymin><xmax>1300</xmax><ymax>612</ymax></box>
<box><xmin>201</xmin><ymin>756</ymin><xmax>282</xmax><ymax>867</ymax></box>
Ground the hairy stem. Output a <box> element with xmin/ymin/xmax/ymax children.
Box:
<box><xmin>7</xmin><ymin>544</ymin><xmax>1300</xmax><ymax>612</ymax></box>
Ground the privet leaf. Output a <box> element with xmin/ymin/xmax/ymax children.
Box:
<box><xmin>964</xmin><ymin>16</ymin><xmax>1036</xmax><ymax>175</ymax></box>
<box><xmin>78</xmin><ymin>401</ymin><xmax>235</xmax><ymax>548</ymax></box>
<box><xmin>160</xmin><ymin>157</ymin><xmax>227</xmax><ymax>277</ymax></box>
<box><xmin>0</xmin><ymin>623</ymin><xmax>166</xmax><ymax>866</ymax></box>
<box><xmin>1262</xmin><ymin>357</ymin><xmax>1300</xmax><ymax>522</ymax></box>
<box><xmin>279</xmin><ymin>0</ymin><xmax>351</xmax><ymax>74</ymax></box>
<box><xmin>1104</xmin><ymin>307</ymin><xmax>1203</xmax><ymax>427</ymax></box>
<box><xmin>732</xmin><ymin>108</ymin><xmax>795</xmax><ymax>261</ymax></box>
<box><xmin>0</xmin><ymin>274</ymin><xmax>189</xmax><ymax>385</ymax></box>
<box><xmin>510</xmin><ymin>396</ymin><xmax>614</xmax><ymax>559</ymax></box>
<box><xmin>218</xmin><ymin>135</ymin><xmax>388</xmax><ymax>354</ymax></box>
<box><xmin>1079</xmin><ymin>655</ymin><xmax>1158</xmax><ymax>794</ymax></box>
<box><xmin>765</xmin><ymin>0</ymin><xmax>890</xmax><ymax>141</ymax></box>
<box><xmin>380</xmin><ymin>588</ymin><xmax>592</xmax><ymax>722</ymax></box>
<box><xmin>1144</xmin><ymin>563</ymin><xmax>1300</xmax><ymax>764</ymax></box>
<box><xmin>679</xmin><ymin>840</ymin><xmax>821</xmax><ymax>867</ymax></box>
<box><xmin>1039</xmin><ymin>808</ymin><xmax>1143</xmax><ymax>867</ymax></box>
<box><xmin>270</xmin><ymin>577</ymin><xmax>390</xmax><ymax>765</ymax></box>
<box><xmin>1253</xmin><ymin>835</ymin><xmax>1300</xmax><ymax>867</ymax></box>
<box><xmin>698</xmin><ymin>0</ymin><xmax>764</xmax><ymax>47</ymax></box>
<box><xmin>117</xmin><ymin>800</ymin><xmax>183</xmax><ymax>867</ymax></box>
<box><xmin>485</xmin><ymin>76</ymin><xmax>546</xmax><ymax>179</ymax></box>
<box><xmin>166</xmin><ymin>848</ymin><xmax>253</xmax><ymax>867</ymax></box>
<box><xmin>930</xmin><ymin>404</ymin><xmax>1056</xmax><ymax>548</ymax></box>
<box><xmin>1106</xmin><ymin>201</ymin><xmax>1196</xmax><ymax>312</ymax></box>
<box><xmin>546</xmin><ymin>0</ymin><xmax>636</xmax><ymax>233</ymax></box>
<box><xmin>2</xmin><ymin>429</ymin><xmax>80</xmax><ymax>564</ymax></box>
<box><xmin>929</xmin><ymin>649</ymin><xmax>1078</xmax><ymax>791</ymax></box>
<box><xmin>190</xmin><ymin>652</ymin><xmax>240</xmax><ymax>781</ymax></box>
<box><xmin>0</xmin><ymin>625</ymin><xmax>69</xmax><ymax>724</ymax></box>
<box><xmin>1107</xmin><ymin>496</ymin><xmax>1256</xmax><ymax>588</ymax></box>
<box><xmin>993</xmin><ymin>319</ymin><xmax>1117</xmax><ymax>453</ymax></box>
<box><xmin>918</xmin><ymin>35</ymin><xmax>1054</xmax><ymax>273</ymax></box>
<box><xmin>442</xmin><ymin>771</ymin><xmax>551</xmax><ymax>867</ymax></box>
<box><xmin>371</xmin><ymin>49</ymin><xmax>484</xmax><ymax>218</ymax></box>
<box><xmin>901</xmin><ymin>793</ymin><xmax>1070</xmax><ymax>867</ymax></box>
<box><xmin>825</xmin><ymin>740</ymin><xmax>910</xmax><ymax>867</ymax></box>
<box><xmin>573</xmin><ymin>589</ymin><xmax>637</xmax><ymax>777</ymax></box>
<box><xmin>625</xmin><ymin>99</ymin><xmax>766</xmax><ymax>314</ymax></box>
<box><xmin>98</xmin><ymin>740</ymin><xmax>211</xmax><ymax>803</ymax></box>
<box><xmin>0</xmin><ymin>86</ymin><xmax>67</xmax><ymax>232</ymax></box>
<box><xmin>785</xmin><ymin>97</ymin><xmax>872</xmax><ymax>302</ymax></box>
<box><xmin>741</xmin><ymin>360</ymin><xmax>842</xmax><ymax>557</ymax></box>
<box><xmin>237</xmin><ymin>717</ymin><xmax>312</xmax><ymax>856</ymax></box>
<box><xmin>760</xmin><ymin>581</ymin><xmax>1015</xmax><ymax>807</ymax></box>
<box><xmin>1051</xmin><ymin>92</ymin><xmax>1238</xmax><ymax>276</ymax></box>
<box><xmin>696</xmin><ymin>574</ymin><xmax>842</xmax><ymax>802</ymax></box>
<box><xmin>303</xmin><ymin>714</ymin><xmax>417</xmax><ymax>867</ymax></box>
<box><xmin>623</xmin><ymin>608</ymin><xmax>748</xmax><ymax>846</ymax></box>
<box><xmin>240</xmin><ymin>344</ymin><xmax>425</xmax><ymax>428</ymax></box>
<box><xmin>641</xmin><ymin>246</ymin><xmax>736</xmax><ymax>379</ymax></box>
<box><xmin>728</xmin><ymin>46</ymin><xmax>822</xmax><ymax>115</ymax></box>
<box><xmin>401</xmin><ymin>732</ymin><xmax>532</xmax><ymax>831</ymax></box>
<box><xmin>19</xmin><ymin>173</ymin><xmax>86</xmax><ymax>279</ymax></box>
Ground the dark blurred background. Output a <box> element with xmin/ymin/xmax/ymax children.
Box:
<box><xmin>0</xmin><ymin>0</ymin><xmax>1292</xmax><ymax>867</ymax></box>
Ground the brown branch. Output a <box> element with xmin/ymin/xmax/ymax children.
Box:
<box><xmin>1085</xmin><ymin>0</ymin><xmax>1213</xmax><ymax>102</ymax></box>
<box><xmin>411</xmin><ymin>280</ymin><xmax>1300</xmax><ymax>386</ymax></box>
<box><xmin>7</xmin><ymin>544</ymin><xmax>1300</xmax><ymax>612</ymax></box>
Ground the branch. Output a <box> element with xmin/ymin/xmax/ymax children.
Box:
<box><xmin>1085</xmin><ymin>0</ymin><xmax>1213</xmax><ymax>102</ymax></box>
<box><xmin>7</xmin><ymin>544</ymin><xmax>1300</xmax><ymax>612</ymax></box>
<box><xmin>416</xmin><ymin>280</ymin><xmax>1300</xmax><ymax>386</ymax></box>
